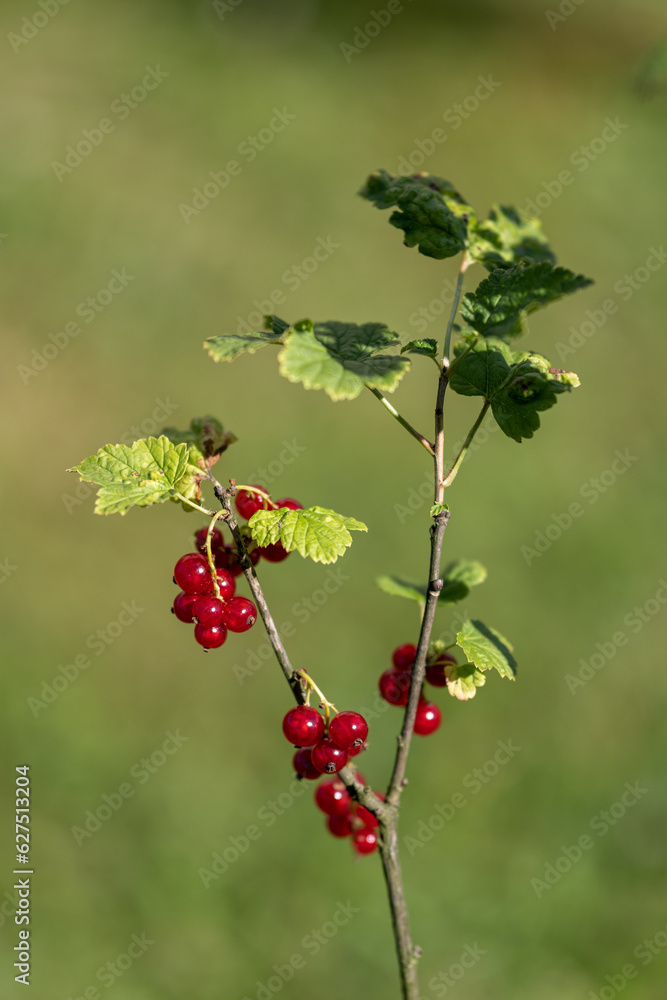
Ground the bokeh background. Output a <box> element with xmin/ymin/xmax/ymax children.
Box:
<box><xmin>1</xmin><ymin>1</ymin><xmax>666</xmax><ymax>998</ymax></box>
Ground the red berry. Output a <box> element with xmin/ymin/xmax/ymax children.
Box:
<box><xmin>193</xmin><ymin>596</ymin><xmax>225</xmax><ymax>627</ymax></box>
<box><xmin>355</xmin><ymin>804</ymin><xmax>380</xmax><ymax>828</ymax></box>
<box><xmin>315</xmin><ymin>779</ymin><xmax>352</xmax><ymax>817</ymax></box>
<box><xmin>174</xmin><ymin>553</ymin><xmax>212</xmax><ymax>594</ymax></box>
<box><xmin>346</xmin><ymin>743</ymin><xmax>364</xmax><ymax>758</ymax></box>
<box><xmin>311</xmin><ymin>739</ymin><xmax>348</xmax><ymax>774</ymax></box>
<box><xmin>220</xmin><ymin>596</ymin><xmax>257</xmax><ymax>633</ymax></box>
<box><xmin>293</xmin><ymin>747</ymin><xmax>320</xmax><ymax>780</ymax></box>
<box><xmin>414</xmin><ymin>700</ymin><xmax>442</xmax><ymax>736</ymax></box>
<box><xmin>259</xmin><ymin>542</ymin><xmax>290</xmax><ymax>563</ymax></box>
<box><xmin>425</xmin><ymin>661</ymin><xmax>451</xmax><ymax>687</ymax></box>
<box><xmin>235</xmin><ymin>485</ymin><xmax>269</xmax><ymax>521</ymax></box>
<box><xmin>392</xmin><ymin>643</ymin><xmax>417</xmax><ymax>672</ymax></box>
<box><xmin>327</xmin><ymin>814</ymin><xmax>353</xmax><ymax>838</ymax></box>
<box><xmin>378</xmin><ymin>669</ymin><xmax>411</xmax><ymax>706</ymax></box>
<box><xmin>193</xmin><ymin>623</ymin><xmax>227</xmax><ymax>650</ymax></box>
<box><xmin>274</xmin><ymin>498</ymin><xmax>303</xmax><ymax>510</ymax></box>
<box><xmin>329</xmin><ymin>711</ymin><xmax>368</xmax><ymax>749</ymax></box>
<box><xmin>194</xmin><ymin>526</ymin><xmax>223</xmax><ymax>554</ymax></box>
<box><xmin>172</xmin><ymin>591</ymin><xmax>198</xmax><ymax>623</ymax></box>
<box><xmin>211</xmin><ymin>568</ymin><xmax>235</xmax><ymax>602</ymax></box>
<box><xmin>353</xmin><ymin>828</ymin><xmax>379</xmax><ymax>855</ymax></box>
<box><xmin>282</xmin><ymin>706</ymin><xmax>325</xmax><ymax>747</ymax></box>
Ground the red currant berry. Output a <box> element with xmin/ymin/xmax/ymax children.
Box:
<box><xmin>414</xmin><ymin>700</ymin><xmax>442</xmax><ymax>736</ymax></box>
<box><xmin>293</xmin><ymin>748</ymin><xmax>320</xmax><ymax>780</ymax></box>
<box><xmin>174</xmin><ymin>553</ymin><xmax>212</xmax><ymax>595</ymax></box>
<box><xmin>193</xmin><ymin>596</ymin><xmax>225</xmax><ymax>627</ymax></box>
<box><xmin>235</xmin><ymin>485</ymin><xmax>269</xmax><ymax>521</ymax></box>
<box><xmin>425</xmin><ymin>661</ymin><xmax>451</xmax><ymax>687</ymax></box>
<box><xmin>193</xmin><ymin>623</ymin><xmax>227</xmax><ymax>650</ymax></box>
<box><xmin>355</xmin><ymin>804</ymin><xmax>380</xmax><ymax>829</ymax></box>
<box><xmin>210</xmin><ymin>568</ymin><xmax>235</xmax><ymax>602</ymax></box>
<box><xmin>329</xmin><ymin>711</ymin><xmax>369</xmax><ymax>749</ymax></box>
<box><xmin>327</xmin><ymin>814</ymin><xmax>354</xmax><ymax>838</ymax></box>
<box><xmin>353</xmin><ymin>828</ymin><xmax>379</xmax><ymax>855</ymax></box>
<box><xmin>392</xmin><ymin>643</ymin><xmax>417</xmax><ymax>672</ymax></box>
<box><xmin>282</xmin><ymin>706</ymin><xmax>325</xmax><ymax>747</ymax></box>
<box><xmin>274</xmin><ymin>498</ymin><xmax>303</xmax><ymax>511</ymax></box>
<box><xmin>378</xmin><ymin>669</ymin><xmax>410</xmax><ymax>707</ymax></box>
<box><xmin>194</xmin><ymin>526</ymin><xmax>223</xmax><ymax>554</ymax></box>
<box><xmin>172</xmin><ymin>591</ymin><xmax>198</xmax><ymax>623</ymax></box>
<box><xmin>259</xmin><ymin>542</ymin><xmax>290</xmax><ymax>563</ymax></box>
<box><xmin>311</xmin><ymin>739</ymin><xmax>348</xmax><ymax>774</ymax></box>
<box><xmin>346</xmin><ymin>743</ymin><xmax>364</xmax><ymax>758</ymax></box>
<box><xmin>220</xmin><ymin>596</ymin><xmax>257</xmax><ymax>633</ymax></box>
<box><xmin>315</xmin><ymin>779</ymin><xmax>352</xmax><ymax>818</ymax></box>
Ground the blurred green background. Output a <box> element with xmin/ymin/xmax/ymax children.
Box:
<box><xmin>1</xmin><ymin>1</ymin><xmax>666</xmax><ymax>998</ymax></box>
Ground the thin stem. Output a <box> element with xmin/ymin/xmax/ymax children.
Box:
<box><xmin>442</xmin><ymin>400</ymin><xmax>490</xmax><ymax>488</ymax></box>
<box><xmin>298</xmin><ymin>669</ymin><xmax>338</xmax><ymax>725</ymax></box>
<box><xmin>209</xmin><ymin>476</ymin><xmax>384</xmax><ymax>817</ymax></box>
<box><xmin>205</xmin><ymin>511</ymin><xmax>226</xmax><ymax>598</ymax></box>
<box><xmin>367</xmin><ymin>386</ymin><xmax>435</xmax><ymax>457</ymax></box>
<box><xmin>173</xmin><ymin>493</ymin><xmax>216</xmax><ymax>517</ymax></box>
<box><xmin>442</xmin><ymin>254</ymin><xmax>470</xmax><ymax>365</ymax></box>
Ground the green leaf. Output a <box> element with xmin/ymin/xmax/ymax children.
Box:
<box><xmin>160</xmin><ymin>415</ymin><xmax>236</xmax><ymax>459</ymax></box>
<box><xmin>359</xmin><ymin>170</ymin><xmax>472</xmax><ymax>260</ymax></box>
<box><xmin>401</xmin><ymin>338</ymin><xmax>438</xmax><ymax>359</ymax></box>
<box><xmin>460</xmin><ymin>261</ymin><xmax>593</xmax><ymax>340</ymax></box>
<box><xmin>456</xmin><ymin>619</ymin><xmax>517</xmax><ymax>679</ymax></box>
<box><xmin>448</xmin><ymin>337</ymin><xmax>580</xmax><ymax>442</ymax></box>
<box><xmin>376</xmin><ymin>576</ymin><xmax>426</xmax><ymax>604</ymax></box>
<box><xmin>204</xmin><ymin>315</ymin><xmax>287</xmax><ymax>363</ymax></box>
<box><xmin>376</xmin><ymin>559</ymin><xmax>487</xmax><ymax>606</ymax></box>
<box><xmin>248</xmin><ymin>506</ymin><xmax>367</xmax><ymax>564</ymax></box>
<box><xmin>469</xmin><ymin>205</ymin><xmax>556</xmax><ymax>271</ymax></box>
<box><xmin>445</xmin><ymin>661</ymin><xmax>487</xmax><ymax>701</ymax></box>
<box><xmin>68</xmin><ymin>436</ymin><xmax>204</xmax><ymax>516</ymax></box>
<box><xmin>429</xmin><ymin>502</ymin><xmax>449</xmax><ymax>518</ymax></box>
<box><xmin>278</xmin><ymin>319</ymin><xmax>409</xmax><ymax>401</ymax></box>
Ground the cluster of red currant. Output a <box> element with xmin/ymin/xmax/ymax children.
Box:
<box><xmin>282</xmin><ymin>705</ymin><xmax>380</xmax><ymax>856</ymax></box>
<box><xmin>378</xmin><ymin>643</ymin><xmax>456</xmax><ymax>735</ymax></box>
<box><xmin>234</xmin><ymin>487</ymin><xmax>303</xmax><ymax>563</ymax></box>
<box><xmin>171</xmin><ymin>528</ymin><xmax>258</xmax><ymax>650</ymax></box>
